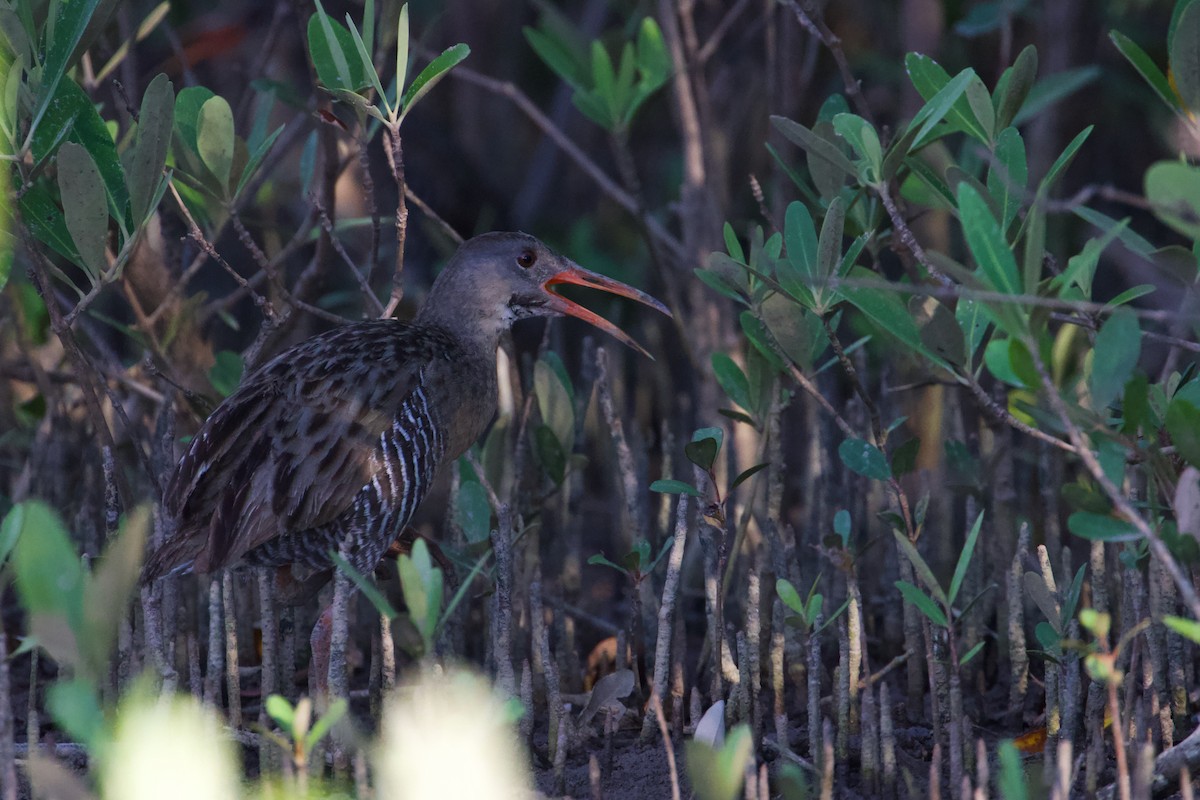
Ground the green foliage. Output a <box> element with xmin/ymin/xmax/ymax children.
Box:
<box><xmin>685</xmin><ymin>724</ymin><xmax>753</xmax><ymax>800</ymax></box>
<box><xmin>308</xmin><ymin>1</ymin><xmax>469</xmax><ymax>129</ymax></box>
<box><xmin>396</xmin><ymin>538</ymin><xmax>444</xmax><ymax>656</ymax></box>
<box><xmin>264</xmin><ymin>694</ymin><xmax>348</xmax><ymax>771</ymax></box>
<box><xmin>525</xmin><ymin>15</ymin><xmax>670</xmax><ymax>132</ymax></box>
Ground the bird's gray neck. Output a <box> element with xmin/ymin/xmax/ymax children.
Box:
<box><xmin>415</xmin><ymin>287</ymin><xmax>513</xmax><ymax>356</ymax></box>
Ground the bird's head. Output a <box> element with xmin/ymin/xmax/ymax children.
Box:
<box><xmin>418</xmin><ymin>232</ymin><xmax>670</xmax><ymax>357</ymax></box>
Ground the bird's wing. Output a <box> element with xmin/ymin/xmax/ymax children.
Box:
<box><xmin>164</xmin><ymin>321</ymin><xmax>439</xmax><ymax>573</ymax></box>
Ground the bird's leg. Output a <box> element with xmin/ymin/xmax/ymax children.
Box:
<box><xmin>273</xmin><ymin>564</ymin><xmax>334</xmax><ymax>606</ymax></box>
<box><xmin>307</xmin><ymin>604</ymin><xmax>333</xmax><ymax>700</ymax></box>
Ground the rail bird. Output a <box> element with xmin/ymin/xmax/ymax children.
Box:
<box><xmin>143</xmin><ymin>232</ymin><xmax>668</xmax><ymax>584</ymax></box>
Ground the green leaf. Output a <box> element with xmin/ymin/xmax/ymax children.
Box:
<box><xmin>56</xmin><ymin>142</ymin><xmax>109</xmax><ymax>279</ymax></box>
<box><xmin>958</xmin><ymin>182</ymin><xmax>1021</xmax><ymax>296</ymax></box>
<box><xmin>1052</xmin><ymin>219</ymin><xmax>1128</xmax><ymax>296</ymax></box>
<box><xmin>832</xmin><ymin>113</ymin><xmax>882</xmax><ymax>183</ymax></box>
<box><xmin>1169</xmin><ymin>0</ymin><xmax>1200</xmax><ymax>113</ymax></box>
<box><xmin>265</xmin><ymin>695</ymin><xmax>295</xmax><ymax>736</ymax></box>
<box><xmin>533</xmin><ymin>424</ymin><xmax>567</xmax><ymax>484</ymax></box>
<box><xmin>344</xmin><ymin>13</ymin><xmax>387</xmax><ymax>112</ymax></box>
<box><xmin>997</xmin><ymin>741</ymin><xmax>1028</xmax><ymax>800</ymax></box>
<box><xmin>650</xmin><ymin>479</ymin><xmax>702</xmax><ymax>497</ymax></box>
<box><xmin>197</xmin><ymin>95</ymin><xmax>235</xmax><ymax>193</ymax></box>
<box><xmin>27</xmin><ymin>0</ymin><xmax>106</xmax><ymax>142</ymax></box>
<box><xmin>129</xmin><ymin>74</ymin><xmax>174</xmax><ymax>223</ymax></box>
<box><xmin>685</xmin><ymin>724</ymin><xmax>753</xmax><ymax>800</ymax></box>
<box><xmin>1066</xmin><ymin>512</ymin><xmax>1141</xmax><ymax>542</ymax></box>
<box><xmin>994</xmin><ymin>45</ymin><xmax>1038</xmax><ymax>130</ymax></box>
<box><xmin>685</xmin><ymin>438</ymin><xmax>720</xmax><ymax>473</ymax></box>
<box><xmin>394</xmin><ymin>3</ymin><xmax>410</xmax><ymax>103</ymax></box>
<box><xmin>208</xmin><ymin>351</ymin><xmax>244</xmax><ymax>398</ymax></box>
<box><xmin>834</xmin><ymin>509</ymin><xmax>851</xmax><ymax>541</ymax></box>
<box><xmin>712</xmin><ymin>353</ymin><xmax>752</xmax><ymax>412</ymax></box>
<box><xmin>780</xmin><ymin>201</ymin><xmax>818</xmax><ymax>301</ymax></box>
<box><xmin>776</xmin><ymin>578</ymin><xmax>805</xmax><ymax>615</ymax></box>
<box><xmin>759</xmin><ymin>294</ymin><xmax>821</xmax><ymax>370</ymax></box>
<box><xmin>307</xmin><ymin>5</ymin><xmax>360</xmax><ymax>92</ymax></box>
<box><xmin>174</xmin><ymin>86</ymin><xmax>216</xmax><ymax>155</ymax></box>
<box><xmin>304</xmin><ymin>698</ymin><xmax>347</xmax><ymax>753</ymax></box>
<box><xmin>817</xmin><ymin>196</ymin><xmax>845</xmax><ymax>285</ymax></box>
<box><xmin>587</xmin><ymin>553</ymin><xmax>628</xmax><ymax>573</ymax></box>
<box><xmin>10</xmin><ymin>502</ymin><xmax>83</xmax><ymax>621</ymax></box>
<box><xmin>1109</xmin><ymin>30</ymin><xmax>1181</xmax><ymax>113</ymax></box>
<box><xmin>18</xmin><ymin>182</ymin><xmax>79</xmax><ymax>267</ymax></box>
<box><xmin>771</xmin><ymin>116</ymin><xmax>858</xmax><ymax>180</ymax></box>
<box><xmin>32</xmin><ymin>78</ymin><xmax>129</xmax><ymax>228</ymax></box>
<box><xmin>988</xmin><ymin>127</ymin><xmax>1027</xmax><ymax>232</ymax></box>
<box><xmin>1035</xmin><ymin>620</ymin><xmax>1061</xmax><ymax>653</ymax></box>
<box><xmin>1164</xmin><ymin>615</ymin><xmax>1200</xmax><ymax>645</ymax></box>
<box><xmin>397</xmin><ymin>539</ymin><xmax>443</xmax><ymax>649</ymax></box>
<box><xmin>895</xmin><ymin>580</ymin><xmax>948</xmax><ymax>627</ymax></box>
<box><xmin>1145</xmin><ymin>161</ymin><xmax>1200</xmax><ymax>240</ymax></box>
<box><xmin>838</xmin><ymin>438</ymin><xmax>892</xmax><ymax>481</ymax></box>
<box><xmin>890</xmin><ymin>437</ymin><xmax>921</xmax><ymax>477</ymax></box>
<box><xmin>80</xmin><ymin>507</ymin><xmax>148</xmax><ymax>679</ymax></box>
<box><xmin>948</xmin><ymin>511</ymin><xmax>984</xmax><ymax>606</ymax></box>
<box><xmin>910</xmin><ymin>296</ymin><xmax>966</xmax><ymax>367</ymax></box>
<box><xmin>235</xmin><ymin>123</ymin><xmax>284</xmax><ymax>199</ymax></box>
<box><xmin>1089</xmin><ymin>308</ymin><xmax>1141</xmax><ymax>410</ymax></box>
<box><xmin>47</xmin><ymin>679</ymin><xmax>104</xmax><ymax>749</ymax></box>
<box><xmin>838</xmin><ymin>266</ymin><xmax>948</xmax><ymax>368</ymax></box>
<box><xmin>893</xmin><ymin>529</ymin><xmax>948</xmax><ymax>606</ymax></box>
<box><xmin>904</xmin><ymin>53</ymin><xmax>990</xmax><ymax>143</ymax></box>
<box><xmin>730</xmin><ymin>463</ymin><xmax>768</xmax><ymax>491</ymax></box>
<box><xmin>524</xmin><ymin>25</ymin><xmax>588</xmax><ymax>92</ymax></box>
<box><xmin>1011</xmin><ymin>66</ymin><xmax>1100</xmax><ymax>127</ymax></box>
<box><xmin>534</xmin><ymin>359</ymin><xmax>575</xmax><ymax>448</ymax></box>
<box><xmin>893</xmin><ymin>68</ymin><xmax>975</xmax><ymax>159</ymax></box>
<box><xmin>959</xmin><ymin>640</ymin><xmax>986</xmax><ymax>666</ymax></box>
<box><xmin>329</xmin><ymin>550</ymin><xmax>397</xmax><ymax>620</ymax></box>
<box><xmin>1167</xmin><ymin>398</ymin><xmax>1200</xmax><ymax>468</ymax></box>
<box><xmin>964</xmin><ymin>73</ymin><xmax>996</xmax><ymax>142</ymax></box>
<box><xmin>1038</xmin><ymin>126</ymin><xmax>1092</xmax><ymax>196</ymax></box>
<box><xmin>400</xmin><ymin>43</ymin><xmax>470</xmax><ymax>120</ymax></box>
<box><xmin>454</xmin><ymin>479</ymin><xmax>492</xmax><ymax>543</ymax></box>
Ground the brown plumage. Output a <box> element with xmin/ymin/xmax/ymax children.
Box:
<box><xmin>143</xmin><ymin>232</ymin><xmax>668</xmax><ymax>582</ymax></box>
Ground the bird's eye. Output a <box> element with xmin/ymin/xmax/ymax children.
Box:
<box><xmin>517</xmin><ymin>250</ymin><xmax>537</xmax><ymax>269</ymax></box>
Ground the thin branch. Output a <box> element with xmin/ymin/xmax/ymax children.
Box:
<box><xmin>959</xmin><ymin>369</ymin><xmax>1078</xmax><ymax>455</ymax></box>
<box><xmin>1028</xmin><ymin>339</ymin><xmax>1200</xmax><ymax>622</ymax></box>
<box><xmin>310</xmin><ymin>199</ymin><xmax>386</xmax><ymax>317</ymax></box>
<box><xmin>780</xmin><ymin>0</ymin><xmax>876</xmax><ymax>126</ymax></box>
<box><xmin>450</xmin><ymin>65</ymin><xmax>685</xmax><ymax>263</ymax></box>
<box><xmin>381</xmin><ymin>127</ymin><xmax>408</xmax><ymax>319</ymax></box>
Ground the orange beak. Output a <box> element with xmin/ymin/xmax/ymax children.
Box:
<box><xmin>542</xmin><ymin>263</ymin><xmax>671</xmax><ymax>359</ymax></box>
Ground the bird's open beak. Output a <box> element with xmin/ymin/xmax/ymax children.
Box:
<box><xmin>542</xmin><ymin>263</ymin><xmax>671</xmax><ymax>359</ymax></box>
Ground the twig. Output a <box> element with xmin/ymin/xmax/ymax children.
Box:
<box><xmin>696</xmin><ymin>0</ymin><xmax>754</xmax><ymax>64</ymax></box>
<box><xmin>642</xmin><ymin>494</ymin><xmax>690</xmax><ymax>739</ymax></box>
<box><xmin>404</xmin><ymin>184</ymin><xmax>463</xmax><ymax>245</ymax></box>
<box><xmin>310</xmin><ymin>199</ymin><xmax>385</xmax><ymax>317</ymax></box>
<box><xmin>1029</xmin><ymin>341</ymin><xmax>1200</xmax><ymax>622</ymax></box>
<box><xmin>960</xmin><ymin>369</ymin><xmax>1078</xmax><ymax>454</ymax></box>
<box><xmin>381</xmin><ymin>128</ymin><xmax>408</xmax><ymax>318</ymax></box>
<box><xmin>780</xmin><ymin>0</ymin><xmax>876</xmax><ymax>126</ymax></box>
<box><xmin>450</xmin><ymin>65</ymin><xmax>685</xmax><ymax>263</ymax></box>
<box><xmin>876</xmin><ymin>181</ymin><xmax>953</xmax><ymax>287</ymax></box>
<box><xmin>650</xmin><ymin>692</ymin><xmax>683</xmax><ymax>800</ymax></box>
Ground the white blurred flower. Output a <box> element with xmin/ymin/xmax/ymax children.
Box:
<box><xmin>375</xmin><ymin>667</ymin><xmax>531</xmax><ymax>800</ymax></box>
<box><xmin>102</xmin><ymin>694</ymin><xmax>240</xmax><ymax>800</ymax></box>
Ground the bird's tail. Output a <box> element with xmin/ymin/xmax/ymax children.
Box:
<box><xmin>141</xmin><ymin>535</ymin><xmax>204</xmax><ymax>583</ymax></box>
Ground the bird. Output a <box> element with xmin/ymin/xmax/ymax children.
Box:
<box><xmin>142</xmin><ymin>232</ymin><xmax>669</xmax><ymax>583</ymax></box>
